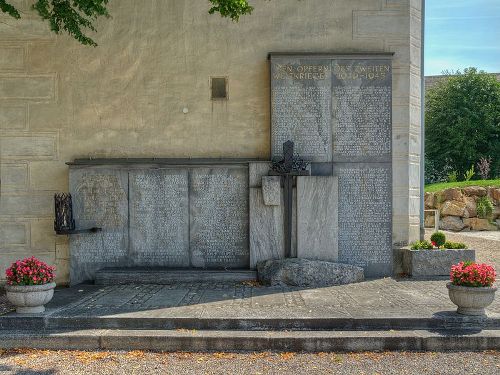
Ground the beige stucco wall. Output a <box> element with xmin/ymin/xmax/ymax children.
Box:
<box><xmin>0</xmin><ymin>0</ymin><xmax>422</xmax><ymax>284</ymax></box>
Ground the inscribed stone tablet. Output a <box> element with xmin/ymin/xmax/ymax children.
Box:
<box><xmin>271</xmin><ymin>56</ymin><xmax>333</xmax><ymax>162</ymax></box>
<box><xmin>332</xmin><ymin>59</ymin><xmax>392</xmax><ymax>163</ymax></box>
<box><xmin>129</xmin><ymin>169</ymin><xmax>189</xmax><ymax>267</ymax></box>
<box><xmin>335</xmin><ymin>163</ymin><xmax>392</xmax><ymax>277</ymax></box>
<box><xmin>69</xmin><ymin>168</ymin><xmax>129</xmax><ymax>285</ymax></box>
<box><xmin>190</xmin><ymin>167</ymin><xmax>249</xmax><ymax>268</ymax></box>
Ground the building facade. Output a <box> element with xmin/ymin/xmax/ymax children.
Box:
<box><xmin>0</xmin><ymin>0</ymin><xmax>423</xmax><ymax>284</ymax></box>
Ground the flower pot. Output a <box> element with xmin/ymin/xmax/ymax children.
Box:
<box><xmin>5</xmin><ymin>282</ymin><xmax>56</xmax><ymax>314</ymax></box>
<box><xmin>447</xmin><ymin>282</ymin><xmax>497</xmax><ymax>316</ymax></box>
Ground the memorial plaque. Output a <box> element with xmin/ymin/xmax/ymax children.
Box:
<box><xmin>69</xmin><ymin>168</ymin><xmax>129</xmax><ymax>285</ymax></box>
<box><xmin>271</xmin><ymin>56</ymin><xmax>332</xmax><ymax>162</ymax></box>
<box><xmin>190</xmin><ymin>167</ymin><xmax>249</xmax><ymax>268</ymax></box>
<box><xmin>332</xmin><ymin>59</ymin><xmax>392</xmax><ymax>163</ymax></box>
<box><xmin>129</xmin><ymin>169</ymin><xmax>189</xmax><ymax>267</ymax></box>
<box><xmin>335</xmin><ymin>163</ymin><xmax>392</xmax><ymax>277</ymax></box>
<box><xmin>270</xmin><ymin>54</ymin><xmax>393</xmax><ymax>276</ymax></box>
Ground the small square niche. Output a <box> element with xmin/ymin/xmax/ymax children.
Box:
<box><xmin>210</xmin><ymin>77</ymin><xmax>228</xmax><ymax>100</ymax></box>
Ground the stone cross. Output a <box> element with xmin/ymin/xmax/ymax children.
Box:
<box><xmin>269</xmin><ymin>141</ymin><xmax>310</xmax><ymax>258</ymax></box>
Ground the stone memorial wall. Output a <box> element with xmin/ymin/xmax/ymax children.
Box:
<box><xmin>69</xmin><ymin>164</ymin><xmax>249</xmax><ymax>284</ymax></box>
<box><xmin>270</xmin><ymin>54</ymin><xmax>393</xmax><ymax>277</ymax></box>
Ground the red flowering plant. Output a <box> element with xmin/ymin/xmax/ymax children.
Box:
<box><xmin>450</xmin><ymin>261</ymin><xmax>496</xmax><ymax>287</ymax></box>
<box><xmin>5</xmin><ymin>257</ymin><xmax>56</xmax><ymax>286</ymax></box>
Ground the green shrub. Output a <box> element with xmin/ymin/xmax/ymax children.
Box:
<box><xmin>410</xmin><ymin>240</ymin><xmax>433</xmax><ymax>250</ymax></box>
<box><xmin>430</xmin><ymin>231</ymin><xmax>446</xmax><ymax>247</ymax></box>
<box><xmin>447</xmin><ymin>171</ymin><xmax>458</xmax><ymax>183</ymax></box>
<box><xmin>463</xmin><ymin>165</ymin><xmax>475</xmax><ymax>181</ymax></box>
<box><xmin>476</xmin><ymin>196</ymin><xmax>494</xmax><ymax>219</ymax></box>
<box><xmin>444</xmin><ymin>241</ymin><xmax>467</xmax><ymax>249</ymax></box>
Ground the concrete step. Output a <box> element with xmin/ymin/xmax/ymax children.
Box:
<box><xmin>94</xmin><ymin>268</ymin><xmax>257</xmax><ymax>285</ymax></box>
<box><xmin>0</xmin><ymin>329</ymin><xmax>499</xmax><ymax>352</ymax></box>
<box><xmin>2</xmin><ymin>313</ymin><xmax>499</xmax><ymax>332</ymax></box>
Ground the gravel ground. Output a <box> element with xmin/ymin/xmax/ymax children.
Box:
<box><xmin>0</xmin><ymin>349</ymin><xmax>498</xmax><ymax>375</ymax></box>
<box><xmin>425</xmin><ymin>229</ymin><xmax>500</xmax><ymax>270</ymax></box>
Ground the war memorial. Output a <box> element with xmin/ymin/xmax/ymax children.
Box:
<box><xmin>1</xmin><ymin>0</ymin><xmax>498</xmax><ymax>352</ymax></box>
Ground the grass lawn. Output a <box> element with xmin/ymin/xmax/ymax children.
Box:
<box><xmin>425</xmin><ymin>179</ymin><xmax>500</xmax><ymax>193</ymax></box>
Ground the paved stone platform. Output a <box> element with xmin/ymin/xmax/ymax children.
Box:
<box><xmin>1</xmin><ymin>278</ymin><xmax>499</xmax><ymax>329</ymax></box>
<box><xmin>1</xmin><ymin>278</ymin><xmax>499</xmax><ymax>351</ymax></box>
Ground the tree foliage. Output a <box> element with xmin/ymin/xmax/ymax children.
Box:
<box><xmin>1</xmin><ymin>0</ymin><xmax>254</xmax><ymax>46</ymax></box>
<box><xmin>425</xmin><ymin>68</ymin><xmax>500</xmax><ymax>183</ymax></box>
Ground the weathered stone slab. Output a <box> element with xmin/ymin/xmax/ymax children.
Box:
<box><xmin>69</xmin><ymin>168</ymin><xmax>129</xmax><ymax>285</ymax></box>
<box><xmin>270</xmin><ymin>56</ymin><xmax>333</xmax><ymax>162</ymax></box>
<box><xmin>335</xmin><ymin>163</ymin><xmax>392</xmax><ymax>277</ymax></box>
<box><xmin>190</xmin><ymin>167</ymin><xmax>249</xmax><ymax>268</ymax></box>
<box><xmin>332</xmin><ymin>59</ymin><xmax>392</xmax><ymax>163</ymax></box>
<box><xmin>257</xmin><ymin>258</ymin><xmax>364</xmax><ymax>287</ymax></box>
<box><xmin>249</xmin><ymin>162</ymin><xmax>270</xmax><ymax>188</ymax></box>
<box><xmin>297</xmin><ymin>176</ymin><xmax>338</xmax><ymax>261</ymax></box>
<box><xmin>249</xmin><ymin>188</ymin><xmax>284</xmax><ymax>268</ymax></box>
<box><xmin>261</xmin><ymin>176</ymin><xmax>281</xmax><ymax>206</ymax></box>
<box><xmin>129</xmin><ymin>170</ymin><xmax>189</xmax><ymax>267</ymax></box>
<box><xmin>402</xmin><ymin>249</ymin><xmax>476</xmax><ymax>277</ymax></box>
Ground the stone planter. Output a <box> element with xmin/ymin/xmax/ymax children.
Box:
<box><xmin>447</xmin><ymin>283</ymin><xmax>497</xmax><ymax>316</ymax></box>
<box><xmin>402</xmin><ymin>248</ymin><xmax>475</xmax><ymax>277</ymax></box>
<box><xmin>5</xmin><ymin>282</ymin><xmax>56</xmax><ymax>314</ymax></box>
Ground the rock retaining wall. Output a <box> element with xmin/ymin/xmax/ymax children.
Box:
<box><xmin>425</xmin><ymin>187</ymin><xmax>500</xmax><ymax>231</ymax></box>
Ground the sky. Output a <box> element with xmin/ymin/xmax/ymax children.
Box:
<box><xmin>425</xmin><ymin>0</ymin><xmax>500</xmax><ymax>76</ymax></box>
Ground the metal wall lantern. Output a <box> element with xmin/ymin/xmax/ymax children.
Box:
<box><xmin>54</xmin><ymin>193</ymin><xmax>102</xmax><ymax>235</ymax></box>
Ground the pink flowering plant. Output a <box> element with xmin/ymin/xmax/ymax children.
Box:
<box><xmin>450</xmin><ymin>261</ymin><xmax>496</xmax><ymax>288</ymax></box>
<box><xmin>5</xmin><ymin>257</ymin><xmax>56</xmax><ymax>286</ymax></box>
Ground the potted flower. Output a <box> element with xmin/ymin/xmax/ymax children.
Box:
<box><xmin>4</xmin><ymin>257</ymin><xmax>56</xmax><ymax>314</ymax></box>
<box><xmin>447</xmin><ymin>261</ymin><xmax>496</xmax><ymax>316</ymax></box>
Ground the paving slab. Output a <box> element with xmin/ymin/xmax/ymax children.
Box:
<box><xmin>0</xmin><ymin>278</ymin><xmax>499</xmax><ymax>331</ymax></box>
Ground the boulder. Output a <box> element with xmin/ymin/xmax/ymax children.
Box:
<box><xmin>463</xmin><ymin>186</ymin><xmax>487</xmax><ymax>197</ymax></box>
<box><xmin>463</xmin><ymin>218</ymin><xmax>497</xmax><ymax>231</ymax></box>
<box><xmin>442</xmin><ymin>188</ymin><xmax>463</xmax><ymax>202</ymax></box>
<box><xmin>464</xmin><ymin>196</ymin><xmax>477</xmax><ymax>218</ymax></box>
<box><xmin>424</xmin><ymin>192</ymin><xmax>435</xmax><ymax>209</ymax></box>
<box><xmin>496</xmin><ymin>219</ymin><xmax>500</xmax><ymax>229</ymax></box>
<box><xmin>493</xmin><ymin>206</ymin><xmax>500</xmax><ymax>220</ymax></box>
<box><xmin>489</xmin><ymin>188</ymin><xmax>500</xmax><ymax>203</ymax></box>
<box><xmin>439</xmin><ymin>216</ymin><xmax>466</xmax><ymax>231</ymax></box>
<box><xmin>440</xmin><ymin>200</ymin><xmax>467</xmax><ymax>217</ymax></box>
<box><xmin>257</xmin><ymin>258</ymin><xmax>364</xmax><ymax>287</ymax></box>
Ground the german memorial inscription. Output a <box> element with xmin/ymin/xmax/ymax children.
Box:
<box><xmin>69</xmin><ymin>168</ymin><xmax>129</xmax><ymax>284</ymax></box>
<box><xmin>190</xmin><ymin>167</ymin><xmax>249</xmax><ymax>269</ymax></box>
<box><xmin>129</xmin><ymin>170</ymin><xmax>189</xmax><ymax>267</ymax></box>
<box><xmin>69</xmin><ymin>164</ymin><xmax>250</xmax><ymax>284</ymax></box>
<box><xmin>270</xmin><ymin>54</ymin><xmax>393</xmax><ymax>277</ymax></box>
<box><xmin>271</xmin><ymin>57</ymin><xmax>333</xmax><ymax>162</ymax></box>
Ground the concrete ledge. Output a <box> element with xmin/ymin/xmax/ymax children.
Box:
<box><xmin>2</xmin><ymin>312</ymin><xmax>499</xmax><ymax>332</ymax></box>
<box><xmin>95</xmin><ymin>268</ymin><xmax>257</xmax><ymax>285</ymax></box>
<box><xmin>0</xmin><ymin>329</ymin><xmax>498</xmax><ymax>352</ymax></box>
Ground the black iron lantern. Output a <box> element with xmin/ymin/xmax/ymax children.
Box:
<box><xmin>54</xmin><ymin>193</ymin><xmax>76</xmax><ymax>234</ymax></box>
